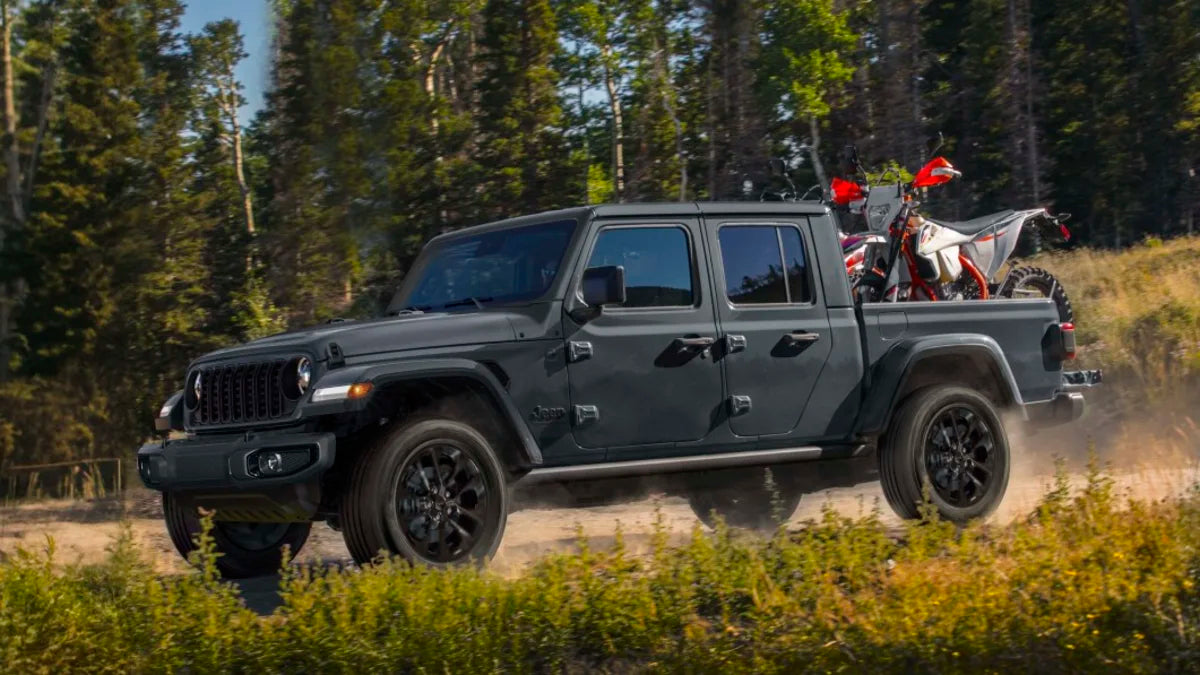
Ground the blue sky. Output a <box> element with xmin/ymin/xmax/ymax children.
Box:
<box><xmin>180</xmin><ymin>1</ymin><xmax>271</xmax><ymax>123</ymax></box>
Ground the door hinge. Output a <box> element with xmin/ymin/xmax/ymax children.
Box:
<box><xmin>728</xmin><ymin>395</ymin><xmax>752</xmax><ymax>416</ymax></box>
<box><xmin>567</xmin><ymin>340</ymin><xmax>593</xmax><ymax>362</ymax></box>
<box><xmin>573</xmin><ymin>404</ymin><xmax>600</xmax><ymax>426</ymax></box>
<box><xmin>724</xmin><ymin>334</ymin><xmax>747</xmax><ymax>353</ymax></box>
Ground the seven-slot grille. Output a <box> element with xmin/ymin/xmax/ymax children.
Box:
<box><xmin>189</xmin><ymin>359</ymin><xmax>298</xmax><ymax>427</ymax></box>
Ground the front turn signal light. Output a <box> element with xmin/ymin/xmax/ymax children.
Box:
<box><xmin>311</xmin><ymin>382</ymin><xmax>374</xmax><ymax>403</ymax></box>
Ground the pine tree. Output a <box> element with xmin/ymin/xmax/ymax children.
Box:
<box><xmin>697</xmin><ymin>0</ymin><xmax>769</xmax><ymax>199</ymax></box>
<box><xmin>759</xmin><ymin>0</ymin><xmax>857</xmax><ymax>193</ymax></box>
<box><xmin>558</xmin><ymin>0</ymin><xmax>630</xmax><ymax>202</ymax></box>
<box><xmin>189</xmin><ymin>19</ymin><xmax>285</xmax><ymax>340</ymax></box>
<box><xmin>624</xmin><ymin>0</ymin><xmax>689</xmax><ymax>201</ymax></box>
<box><xmin>255</xmin><ymin>0</ymin><xmax>362</xmax><ymax>324</ymax></box>
<box><xmin>1036</xmin><ymin>0</ymin><xmax>1142</xmax><ymax>244</ymax></box>
<box><xmin>475</xmin><ymin>0</ymin><xmax>576</xmax><ymax>217</ymax></box>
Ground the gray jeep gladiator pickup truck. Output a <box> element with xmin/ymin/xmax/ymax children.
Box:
<box><xmin>138</xmin><ymin>202</ymin><xmax>1098</xmax><ymax>577</ymax></box>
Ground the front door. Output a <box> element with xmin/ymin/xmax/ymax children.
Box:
<box><xmin>564</xmin><ymin>219</ymin><xmax>724</xmax><ymax>449</ymax></box>
<box><xmin>704</xmin><ymin>220</ymin><xmax>833</xmax><ymax>437</ymax></box>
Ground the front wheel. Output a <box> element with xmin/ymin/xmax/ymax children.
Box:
<box><xmin>879</xmin><ymin>386</ymin><xmax>1011</xmax><ymax>523</ymax></box>
<box><xmin>341</xmin><ymin>416</ymin><xmax>509</xmax><ymax>567</ymax></box>
<box><xmin>998</xmin><ymin>266</ymin><xmax>1074</xmax><ymax>323</ymax></box>
<box><xmin>162</xmin><ymin>494</ymin><xmax>311</xmax><ymax>579</ymax></box>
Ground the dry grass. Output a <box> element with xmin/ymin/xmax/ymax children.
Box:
<box><xmin>1032</xmin><ymin>236</ymin><xmax>1200</xmax><ymax>408</ymax></box>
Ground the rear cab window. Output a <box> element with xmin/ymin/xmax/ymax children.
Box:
<box><xmin>717</xmin><ymin>225</ymin><xmax>813</xmax><ymax>306</ymax></box>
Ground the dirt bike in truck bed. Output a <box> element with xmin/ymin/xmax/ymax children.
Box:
<box><xmin>139</xmin><ymin>202</ymin><xmax>1100</xmax><ymax>578</ymax></box>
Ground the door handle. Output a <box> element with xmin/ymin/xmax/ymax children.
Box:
<box><xmin>782</xmin><ymin>331</ymin><xmax>821</xmax><ymax>345</ymax></box>
<box><xmin>673</xmin><ymin>336</ymin><xmax>716</xmax><ymax>352</ymax></box>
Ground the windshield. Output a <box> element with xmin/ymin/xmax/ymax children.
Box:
<box><xmin>390</xmin><ymin>219</ymin><xmax>577</xmax><ymax>313</ymax></box>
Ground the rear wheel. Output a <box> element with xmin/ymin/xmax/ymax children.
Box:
<box><xmin>998</xmin><ymin>266</ymin><xmax>1074</xmax><ymax>323</ymax></box>
<box><xmin>341</xmin><ymin>416</ymin><xmax>508</xmax><ymax>567</ymax></box>
<box><xmin>879</xmin><ymin>386</ymin><xmax>1010</xmax><ymax>523</ymax></box>
<box><xmin>162</xmin><ymin>494</ymin><xmax>311</xmax><ymax>579</ymax></box>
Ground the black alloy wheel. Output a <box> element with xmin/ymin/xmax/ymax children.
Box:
<box><xmin>389</xmin><ymin>441</ymin><xmax>492</xmax><ymax>563</ymax></box>
<box><xmin>341</xmin><ymin>415</ymin><xmax>508</xmax><ymax>567</ymax></box>
<box><xmin>921</xmin><ymin>405</ymin><xmax>997</xmax><ymax>508</ymax></box>
<box><xmin>880</xmin><ymin>385</ymin><xmax>1011</xmax><ymax>523</ymax></box>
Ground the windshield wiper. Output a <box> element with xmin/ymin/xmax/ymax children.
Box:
<box><xmin>439</xmin><ymin>296</ymin><xmax>493</xmax><ymax>311</ymax></box>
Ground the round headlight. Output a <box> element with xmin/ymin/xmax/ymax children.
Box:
<box><xmin>192</xmin><ymin>371</ymin><xmax>203</xmax><ymax>405</ymax></box>
<box><xmin>296</xmin><ymin>357</ymin><xmax>312</xmax><ymax>395</ymax></box>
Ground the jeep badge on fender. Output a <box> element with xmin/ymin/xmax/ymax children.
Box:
<box><xmin>530</xmin><ymin>406</ymin><xmax>566</xmax><ymax>423</ymax></box>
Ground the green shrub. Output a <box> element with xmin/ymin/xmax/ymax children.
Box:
<box><xmin>2</xmin><ymin>471</ymin><xmax>1200</xmax><ymax>673</ymax></box>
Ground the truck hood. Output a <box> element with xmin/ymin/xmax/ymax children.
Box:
<box><xmin>192</xmin><ymin>311</ymin><xmax>519</xmax><ymax>366</ymax></box>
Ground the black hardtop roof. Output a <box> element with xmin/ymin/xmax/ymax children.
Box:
<box><xmin>427</xmin><ymin>201</ymin><xmax>833</xmax><ymax>244</ymax></box>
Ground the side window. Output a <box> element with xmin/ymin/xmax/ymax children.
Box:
<box><xmin>586</xmin><ymin>226</ymin><xmax>694</xmax><ymax>308</ymax></box>
<box><xmin>718</xmin><ymin>225</ymin><xmax>813</xmax><ymax>305</ymax></box>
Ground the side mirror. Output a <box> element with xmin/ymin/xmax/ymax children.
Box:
<box><xmin>581</xmin><ymin>265</ymin><xmax>626</xmax><ymax>308</ymax></box>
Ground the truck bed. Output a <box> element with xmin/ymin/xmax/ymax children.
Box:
<box><xmin>860</xmin><ymin>297</ymin><xmax>1065</xmax><ymax>405</ymax></box>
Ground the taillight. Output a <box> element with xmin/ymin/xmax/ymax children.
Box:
<box><xmin>1043</xmin><ymin>322</ymin><xmax>1076</xmax><ymax>361</ymax></box>
<box><xmin>1060</xmin><ymin>322</ymin><xmax>1076</xmax><ymax>360</ymax></box>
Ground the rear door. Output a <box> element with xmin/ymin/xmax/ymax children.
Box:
<box><xmin>563</xmin><ymin>218</ymin><xmax>723</xmax><ymax>449</ymax></box>
<box><xmin>704</xmin><ymin>219</ymin><xmax>833</xmax><ymax>437</ymax></box>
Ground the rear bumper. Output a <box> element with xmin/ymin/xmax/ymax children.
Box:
<box><xmin>1024</xmin><ymin>369</ymin><xmax>1099</xmax><ymax>427</ymax></box>
<box><xmin>1025</xmin><ymin>391</ymin><xmax>1085</xmax><ymax>426</ymax></box>
<box><xmin>137</xmin><ymin>431</ymin><xmax>335</xmax><ymax>493</ymax></box>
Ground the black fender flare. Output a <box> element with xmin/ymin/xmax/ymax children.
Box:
<box><xmin>301</xmin><ymin>358</ymin><xmax>543</xmax><ymax>468</ymax></box>
<box><xmin>855</xmin><ymin>334</ymin><xmax>1026</xmax><ymax>436</ymax></box>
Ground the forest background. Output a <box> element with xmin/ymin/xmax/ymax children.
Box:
<box><xmin>0</xmin><ymin>0</ymin><xmax>1196</xmax><ymax>467</ymax></box>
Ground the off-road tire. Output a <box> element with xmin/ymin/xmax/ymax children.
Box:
<box><xmin>162</xmin><ymin>493</ymin><xmax>311</xmax><ymax>579</ymax></box>
<box><xmin>998</xmin><ymin>266</ymin><xmax>1074</xmax><ymax>323</ymax></box>
<box><xmin>341</xmin><ymin>416</ymin><xmax>508</xmax><ymax>567</ymax></box>
<box><xmin>880</xmin><ymin>385</ymin><xmax>1010</xmax><ymax>523</ymax></box>
<box><xmin>687</xmin><ymin>469</ymin><xmax>804</xmax><ymax>532</ymax></box>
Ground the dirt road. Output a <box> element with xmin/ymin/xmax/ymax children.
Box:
<box><xmin>1</xmin><ymin>407</ymin><xmax>1196</xmax><ymax>612</ymax></box>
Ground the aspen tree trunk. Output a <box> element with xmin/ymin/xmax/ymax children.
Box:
<box><xmin>0</xmin><ymin>0</ymin><xmax>18</xmax><ymax>383</ymax></box>
<box><xmin>228</xmin><ymin>100</ymin><xmax>255</xmax><ymax>236</ymax></box>
<box><xmin>660</xmin><ymin>72</ymin><xmax>686</xmax><ymax>201</ymax></box>
<box><xmin>601</xmin><ymin>44</ymin><xmax>625</xmax><ymax>202</ymax></box>
<box><xmin>650</xmin><ymin>26</ymin><xmax>685</xmax><ymax>200</ymax></box>
<box><xmin>216</xmin><ymin>56</ymin><xmax>255</xmax><ymax>238</ymax></box>
<box><xmin>807</xmin><ymin>116</ymin><xmax>828</xmax><ymax>195</ymax></box>
<box><xmin>2</xmin><ymin>0</ymin><xmax>21</xmax><ymax>228</ymax></box>
<box><xmin>425</xmin><ymin>34</ymin><xmax>449</xmax><ymax>139</ymax></box>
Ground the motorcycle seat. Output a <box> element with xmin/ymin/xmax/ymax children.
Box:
<box><xmin>928</xmin><ymin>210</ymin><xmax>1015</xmax><ymax>236</ymax></box>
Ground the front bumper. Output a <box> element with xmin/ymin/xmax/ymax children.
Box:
<box><xmin>137</xmin><ymin>431</ymin><xmax>335</xmax><ymax>492</ymax></box>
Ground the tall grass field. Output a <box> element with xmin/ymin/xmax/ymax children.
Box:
<box><xmin>3</xmin><ymin>237</ymin><xmax>1200</xmax><ymax>673</ymax></box>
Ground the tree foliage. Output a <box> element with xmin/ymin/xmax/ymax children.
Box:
<box><xmin>0</xmin><ymin>0</ymin><xmax>1196</xmax><ymax>462</ymax></box>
